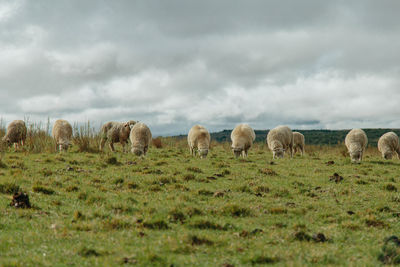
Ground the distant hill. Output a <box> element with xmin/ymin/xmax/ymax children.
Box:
<box><xmin>174</xmin><ymin>129</ymin><xmax>400</xmax><ymax>147</ymax></box>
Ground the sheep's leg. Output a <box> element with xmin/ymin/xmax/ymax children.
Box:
<box><xmin>301</xmin><ymin>145</ymin><xmax>305</xmax><ymax>156</ymax></box>
<box><xmin>144</xmin><ymin>145</ymin><xmax>148</xmax><ymax>155</ymax></box>
<box><xmin>289</xmin><ymin>144</ymin><xmax>293</xmax><ymax>158</ymax></box>
<box><xmin>99</xmin><ymin>139</ymin><xmax>106</xmax><ymax>151</ymax></box>
<box><xmin>121</xmin><ymin>141</ymin><xmax>126</xmax><ymax>153</ymax></box>
<box><xmin>109</xmin><ymin>142</ymin><xmax>115</xmax><ymax>152</ymax></box>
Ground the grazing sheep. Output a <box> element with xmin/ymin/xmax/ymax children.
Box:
<box><xmin>188</xmin><ymin>125</ymin><xmax>211</xmax><ymax>158</ymax></box>
<box><xmin>99</xmin><ymin>120</ymin><xmax>136</xmax><ymax>152</ymax></box>
<box><xmin>266</xmin><ymin>126</ymin><xmax>294</xmax><ymax>159</ymax></box>
<box><xmin>52</xmin><ymin>119</ymin><xmax>73</xmax><ymax>152</ymax></box>
<box><xmin>345</xmin><ymin>128</ymin><xmax>368</xmax><ymax>163</ymax></box>
<box><xmin>2</xmin><ymin>120</ymin><xmax>27</xmax><ymax>149</ymax></box>
<box><xmin>230</xmin><ymin>124</ymin><xmax>256</xmax><ymax>158</ymax></box>
<box><xmin>378</xmin><ymin>132</ymin><xmax>400</xmax><ymax>160</ymax></box>
<box><xmin>130</xmin><ymin>122</ymin><xmax>152</xmax><ymax>156</ymax></box>
<box><xmin>293</xmin><ymin>132</ymin><xmax>305</xmax><ymax>156</ymax></box>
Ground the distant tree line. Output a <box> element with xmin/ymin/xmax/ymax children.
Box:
<box><xmin>175</xmin><ymin>129</ymin><xmax>400</xmax><ymax>147</ymax></box>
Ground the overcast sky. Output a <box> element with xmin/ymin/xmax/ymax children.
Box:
<box><xmin>1</xmin><ymin>1</ymin><xmax>400</xmax><ymax>135</ymax></box>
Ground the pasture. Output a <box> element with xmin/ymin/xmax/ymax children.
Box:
<box><xmin>0</xmin><ymin>138</ymin><xmax>399</xmax><ymax>266</ymax></box>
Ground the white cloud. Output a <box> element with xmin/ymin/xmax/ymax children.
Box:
<box><xmin>1</xmin><ymin>1</ymin><xmax>400</xmax><ymax>135</ymax></box>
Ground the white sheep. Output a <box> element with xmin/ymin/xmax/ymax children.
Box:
<box><xmin>230</xmin><ymin>124</ymin><xmax>256</xmax><ymax>158</ymax></box>
<box><xmin>52</xmin><ymin>119</ymin><xmax>73</xmax><ymax>152</ymax></box>
<box><xmin>292</xmin><ymin>132</ymin><xmax>305</xmax><ymax>156</ymax></box>
<box><xmin>130</xmin><ymin>122</ymin><xmax>152</xmax><ymax>156</ymax></box>
<box><xmin>266</xmin><ymin>126</ymin><xmax>294</xmax><ymax>159</ymax></box>
<box><xmin>99</xmin><ymin>120</ymin><xmax>136</xmax><ymax>152</ymax></box>
<box><xmin>188</xmin><ymin>125</ymin><xmax>211</xmax><ymax>158</ymax></box>
<box><xmin>345</xmin><ymin>128</ymin><xmax>368</xmax><ymax>163</ymax></box>
<box><xmin>378</xmin><ymin>132</ymin><xmax>400</xmax><ymax>160</ymax></box>
<box><xmin>2</xmin><ymin>120</ymin><xmax>27</xmax><ymax>150</ymax></box>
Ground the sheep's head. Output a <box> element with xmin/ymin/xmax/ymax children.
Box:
<box><xmin>349</xmin><ymin>149</ymin><xmax>362</xmax><ymax>163</ymax></box>
<box><xmin>121</xmin><ymin>123</ymin><xmax>131</xmax><ymax>135</ymax></box>
<box><xmin>127</xmin><ymin>120</ymin><xmax>137</xmax><ymax>129</ymax></box>
<box><xmin>198</xmin><ymin>148</ymin><xmax>209</xmax><ymax>158</ymax></box>
<box><xmin>383</xmin><ymin>151</ymin><xmax>394</xmax><ymax>160</ymax></box>
<box><xmin>2</xmin><ymin>136</ymin><xmax>11</xmax><ymax>147</ymax></box>
<box><xmin>231</xmin><ymin>146</ymin><xmax>243</xmax><ymax>158</ymax></box>
<box><xmin>59</xmin><ymin>141</ymin><xmax>72</xmax><ymax>152</ymax></box>
<box><xmin>131</xmin><ymin>146</ymin><xmax>144</xmax><ymax>156</ymax></box>
<box><xmin>273</xmin><ymin>148</ymin><xmax>285</xmax><ymax>159</ymax></box>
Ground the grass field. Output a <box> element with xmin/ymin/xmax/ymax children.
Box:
<box><xmin>0</xmin><ymin>140</ymin><xmax>400</xmax><ymax>266</ymax></box>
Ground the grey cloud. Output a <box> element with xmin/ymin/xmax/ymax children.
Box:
<box><xmin>1</xmin><ymin>1</ymin><xmax>400</xmax><ymax>136</ymax></box>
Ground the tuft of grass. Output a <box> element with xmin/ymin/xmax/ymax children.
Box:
<box><xmin>183</xmin><ymin>174</ymin><xmax>196</xmax><ymax>181</ymax></box>
<box><xmin>105</xmin><ymin>156</ymin><xmax>119</xmax><ymax>165</ymax></box>
<box><xmin>103</xmin><ymin>219</ymin><xmax>132</xmax><ymax>230</ymax></box>
<box><xmin>189</xmin><ymin>220</ymin><xmax>229</xmax><ymax>231</ymax></box>
<box><xmin>186</xmin><ymin>234</ymin><xmax>214</xmax><ymax>246</ymax></box>
<box><xmin>78</xmin><ymin>247</ymin><xmax>101</xmax><ymax>257</ymax></box>
<box><xmin>0</xmin><ymin>182</ymin><xmax>20</xmax><ymax>194</ymax></box>
<box><xmin>222</xmin><ymin>204</ymin><xmax>252</xmax><ymax>217</ymax></box>
<box><xmin>168</xmin><ymin>208</ymin><xmax>186</xmax><ymax>223</ymax></box>
<box><xmin>248</xmin><ymin>255</ymin><xmax>280</xmax><ymax>265</ymax></box>
<box><xmin>143</xmin><ymin>219</ymin><xmax>169</xmax><ymax>230</ymax></box>
<box><xmin>186</xmin><ymin>166</ymin><xmax>202</xmax><ymax>173</ymax></box>
<box><xmin>32</xmin><ymin>185</ymin><xmax>55</xmax><ymax>195</ymax></box>
<box><xmin>385</xmin><ymin>183</ymin><xmax>397</xmax><ymax>192</ymax></box>
<box><xmin>259</xmin><ymin>168</ymin><xmax>278</xmax><ymax>176</ymax></box>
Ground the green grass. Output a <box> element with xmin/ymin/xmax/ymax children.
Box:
<box><xmin>0</xmin><ymin>142</ymin><xmax>399</xmax><ymax>266</ymax></box>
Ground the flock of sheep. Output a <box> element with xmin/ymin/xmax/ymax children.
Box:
<box><xmin>1</xmin><ymin>120</ymin><xmax>400</xmax><ymax>162</ymax></box>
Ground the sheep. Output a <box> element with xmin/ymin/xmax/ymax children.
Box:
<box><xmin>2</xmin><ymin>120</ymin><xmax>27</xmax><ymax>150</ymax></box>
<box><xmin>187</xmin><ymin>125</ymin><xmax>211</xmax><ymax>158</ymax></box>
<box><xmin>52</xmin><ymin>119</ymin><xmax>73</xmax><ymax>152</ymax></box>
<box><xmin>266</xmin><ymin>126</ymin><xmax>294</xmax><ymax>159</ymax></box>
<box><xmin>378</xmin><ymin>132</ymin><xmax>400</xmax><ymax>160</ymax></box>
<box><xmin>130</xmin><ymin>122</ymin><xmax>152</xmax><ymax>156</ymax></box>
<box><xmin>230</xmin><ymin>124</ymin><xmax>256</xmax><ymax>158</ymax></box>
<box><xmin>292</xmin><ymin>132</ymin><xmax>305</xmax><ymax>156</ymax></box>
<box><xmin>99</xmin><ymin>120</ymin><xmax>136</xmax><ymax>152</ymax></box>
<box><xmin>345</xmin><ymin>128</ymin><xmax>368</xmax><ymax>163</ymax></box>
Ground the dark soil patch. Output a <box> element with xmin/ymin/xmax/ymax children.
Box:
<box><xmin>10</xmin><ymin>192</ymin><xmax>31</xmax><ymax>208</ymax></box>
<box><xmin>329</xmin><ymin>173</ymin><xmax>343</xmax><ymax>183</ymax></box>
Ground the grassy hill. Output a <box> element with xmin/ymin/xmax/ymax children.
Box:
<box><xmin>1</xmin><ymin>142</ymin><xmax>400</xmax><ymax>265</ymax></box>
<box><xmin>177</xmin><ymin>129</ymin><xmax>400</xmax><ymax>147</ymax></box>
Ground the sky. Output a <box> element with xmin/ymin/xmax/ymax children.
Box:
<box><xmin>1</xmin><ymin>0</ymin><xmax>400</xmax><ymax>136</ymax></box>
